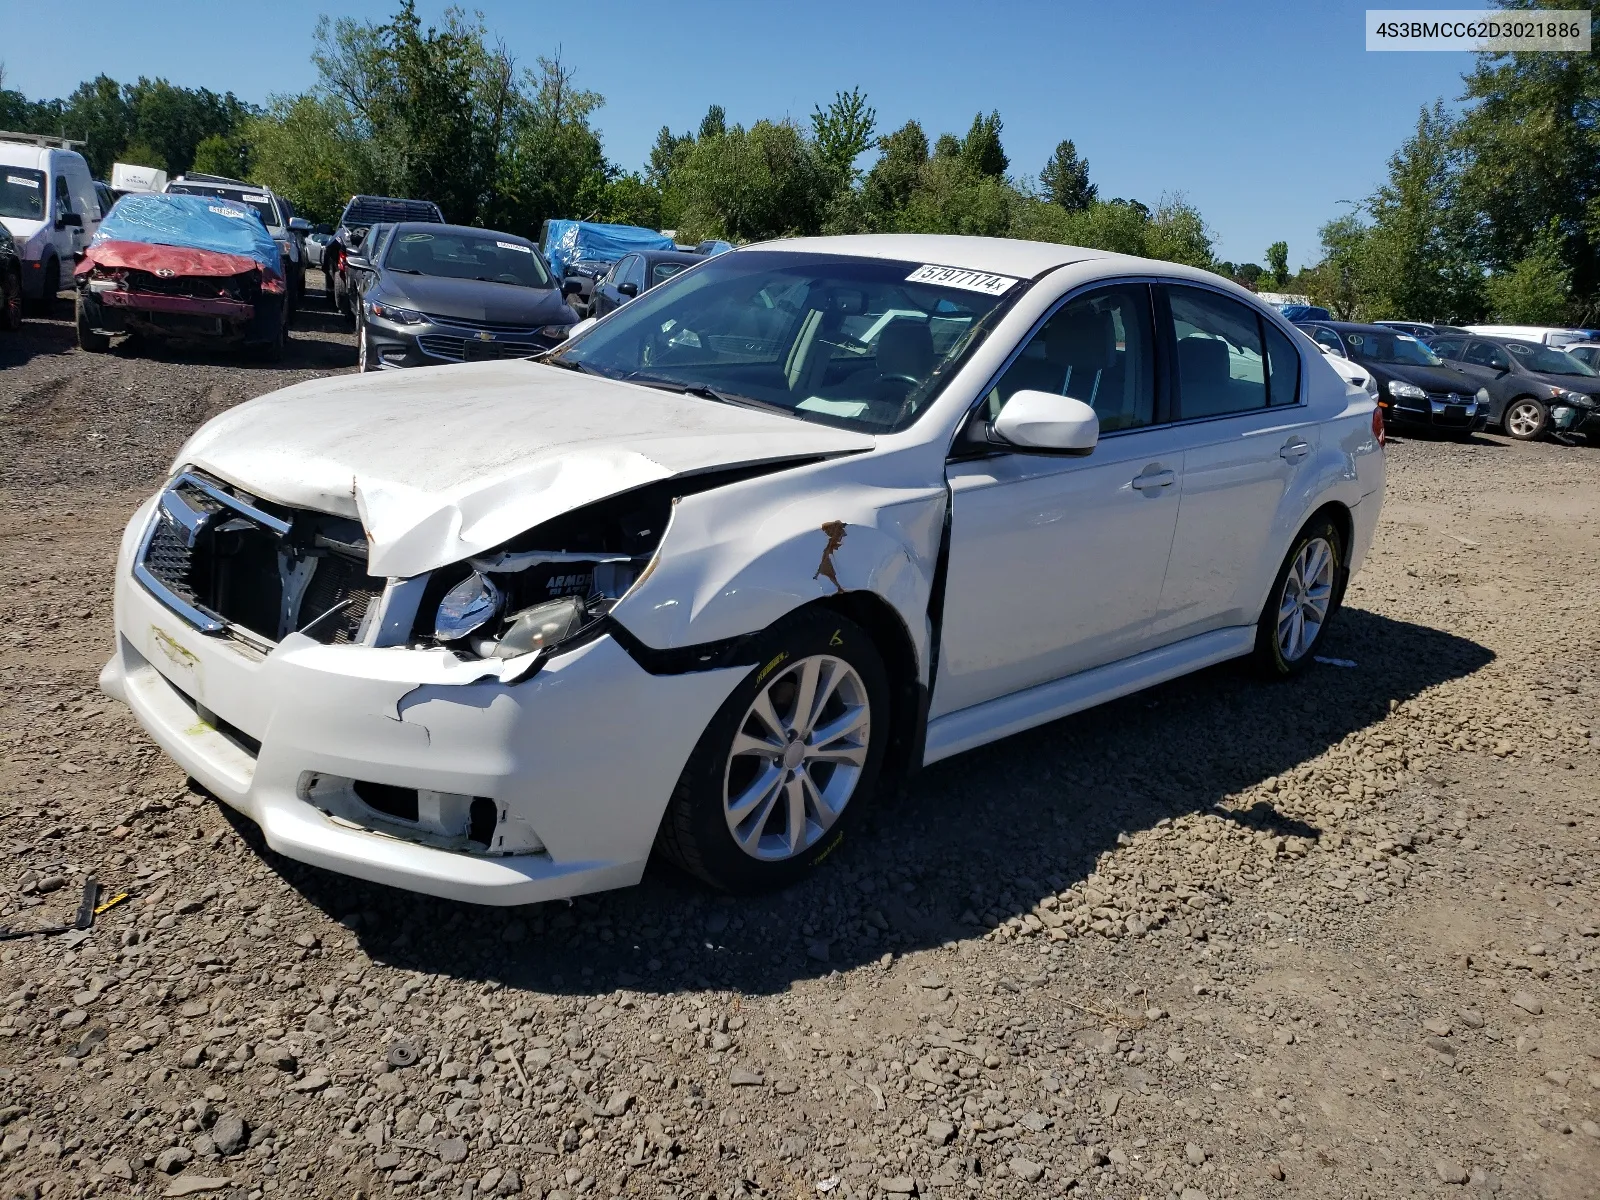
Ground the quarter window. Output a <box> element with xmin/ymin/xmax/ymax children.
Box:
<box><xmin>55</xmin><ymin>175</ymin><xmax>73</xmax><ymax>218</ymax></box>
<box><xmin>1308</xmin><ymin>325</ymin><xmax>1344</xmax><ymax>355</ymax></box>
<box><xmin>984</xmin><ymin>284</ymin><xmax>1156</xmax><ymax>433</ymax></box>
<box><xmin>1167</xmin><ymin>286</ymin><xmax>1268</xmax><ymax>419</ymax></box>
<box><xmin>1431</xmin><ymin>338</ymin><xmax>1466</xmax><ymax>360</ymax></box>
<box><xmin>1463</xmin><ymin>341</ymin><xmax>1511</xmax><ymax>371</ymax></box>
<box><xmin>1264</xmin><ymin>322</ymin><xmax>1301</xmax><ymax>407</ymax></box>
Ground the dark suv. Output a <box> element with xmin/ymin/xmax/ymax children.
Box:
<box><xmin>1298</xmin><ymin>321</ymin><xmax>1487</xmax><ymax>438</ymax></box>
<box><xmin>324</xmin><ymin>195</ymin><xmax>444</xmax><ymax>321</ymax></box>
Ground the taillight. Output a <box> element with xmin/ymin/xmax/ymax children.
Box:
<box><xmin>1371</xmin><ymin>405</ymin><xmax>1386</xmax><ymax>447</ymax></box>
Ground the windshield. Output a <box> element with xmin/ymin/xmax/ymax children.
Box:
<box><xmin>548</xmin><ymin>251</ymin><xmax>1023</xmax><ymax>433</ymax></box>
<box><xmin>385</xmin><ymin>229</ymin><xmax>552</xmax><ymax>288</ymax></box>
<box><xmin>1343</xmin><ymin>330</ymin><xmax>1442</xmax><ymax>366</ymax></box>
<box><xmin>1506</xmin><ymin>340</ymin><xmax>1597</xmax><ymax>376</ymax></box>
<box><xmin>0</xmin><ymin>169</ymin><xmax>46</xmax><ymax>221</ymax></box>
<box><xmin>166</xmin><ymin>184</ymin><xmax>278</xmax><ymax>228</ymax></box>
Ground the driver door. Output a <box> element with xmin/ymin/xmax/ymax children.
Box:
<box><xmin>933</xmin><ymin>283</ymin><xmax>1187</xmax><ymax>719</ymax></box>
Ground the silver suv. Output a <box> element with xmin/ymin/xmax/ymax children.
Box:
<box><xmin>164</xmin><ymin>173</ymin><xmax>310</xmax><ymax>307</ymax></box>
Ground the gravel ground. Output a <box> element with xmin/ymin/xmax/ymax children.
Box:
<box><xmin>1</xmin><ymin>289</ymin><xmax>1597</xmax><ymax>1200</ymax></box>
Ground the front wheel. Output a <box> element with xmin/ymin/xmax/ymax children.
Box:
<box><xmin>657</xmin><ymin>612</ymin><xmax>892</xmax><ymax>893</ymax></box>
<box><xmin>1252</xmin><ymin>517</ymin><xmax>1344</xmax><ymax>678</ymax></box>
<box><xmin>75</xmin><ymin>296</ymin><xmax>110</xmax><ymax>352</ymax></box>
<box><xmin>1504</xmin><ymin>397</ymin><xmax>1548</xmax><ymax>441</ymax></box>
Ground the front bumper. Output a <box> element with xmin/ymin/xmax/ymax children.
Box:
<box><xmin>101</xmin><ymin>500</ymin><xmax>745</xmax><ymax>904</ymax></box>
<box><xmin>1381</xmin><ymin>398</ymin><xmax>1487</xmax><ymax>433</ymax></box>
<box><xmin>365</xmin><ymin>315</ymin><xmax>572</xmax><ymax>369</ymax></box>
<box><xmin>1551</xmin><ymin>401</ymin><xmax>1600</xmax><ymax>436</ymax></box>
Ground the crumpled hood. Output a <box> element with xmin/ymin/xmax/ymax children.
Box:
<box><xmin>376</xmin><ymin>274</ymin><xmax>574</xmax><ymax>327</ymax></box>
<box><xmin>173</xmin><ymin>360</ymin><xmax>874</xmax><ymax>578</ymax></box>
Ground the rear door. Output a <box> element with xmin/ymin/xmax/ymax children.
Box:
<box><xmin>935</xmin><ymin>283</ymin><xmax>1187</xmax><ymax>717</ymax></box>
<box><xmin>1154</xmin><ymin>285</ymin><xmax>1320</xmax><ymax>641</ymax></box>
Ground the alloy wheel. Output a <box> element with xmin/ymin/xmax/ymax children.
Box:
<box><xmin>1506</xmin><ymin>400</ymin><xmax>1545</xmax><ymax>439</ymax></box>
<box><xmin>1276</xmin><ymin>536</ymin><xmax>1335</xmax><ymax>663</ymax></box>
<box><xmin>722</xmin><ymin>654</ymin><xmax>870</xmax><ymax>861</ymax></box>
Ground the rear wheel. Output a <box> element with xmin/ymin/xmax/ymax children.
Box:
<box><xmin>1504</xmin><ymin>397</ymin><xmax>1548</xmax><ymax>441</ymax></box>
<box><xmin>0</xmin><ymin>269</ymin><xmax>20</xmax><ymax>330</ymax></box>
<box><xmin>75</xmin><ymin>295</ymin><xmax>110</xmax><ymax>352</ymax></box>
<box><xmin>657</xmin><ymin>612</ymin><xmax>891</xmax><ymax>893</ymax></box>
<box><xmin>1252</xmin><ymin>516</ymin><xmax>1344</xmax><ymax>678</ymax></box>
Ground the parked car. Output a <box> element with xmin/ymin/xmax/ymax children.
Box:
<box><xmin>1427</xmin><ymin>333</ymin><xmax>1600</xmax><ymax>442</ymax></box>
<box><xmin>326</xmin><ymin>196</ymin><xmax>444</xmax><ymax>320</ymax></box>
<box><xmin>542</xmin><ymin>219</ymin><xmax>676</xmax><ymax>317</ymax></box>
<box><xmin>0</xmin><ymin>223</ymin><xmax>22</xmax><ymax>329</ymax></box>
<box><xmin>74</xmin><ymin>192</ymin><xmax>288</xmax><ymax>357</ymax></box>
<box><xmin>1564</xmin><ymin>343</ymin><xmax>1600</xmax><ymax>372</ymax></box>
<box><xmin>302</xmin><ymin>224</ymin><xmax>335</xmax><ymax>268</ymax></box>
<box><xmin>101</xmin><ymin>235</ymin><xmax>1384</xmax><ymax>904</ymax></box>
<box><xmin>1373</xmin><ymin>320</ymin><xmax>1472</xmax><ymax>340</ymax></box>
<box><xmin>1298</xmin><ymin>320</ymin><xmax>1487</xmax><ymax>438</ymax></box>
<box><xmin>1278</xmin><ymin>303</ymin><xmax>1330</xmax><ymax>322</ymax></box>
<box><xmin>588</xmin><ymin>249</ymin><xmax>704</xmax><ymax>317</ymax></box>
<box><xmin>0</xmin><ymin>130</ymin><xmax>101</xmax><ymax>313</ymax></box>
<box><xmin>349</xmin><ymin>223</ymin><xmax>575</xmax><ymax>371</ymax></box>
<box><xmin>164</xmin><ymin>174</ymin><xmax>310</xmax><ymax>309</ymax></box>
<box><xmin>1311</xmin><ymin>338</ymin><xmax>1378</xmax><ymax>401</ymax></box>
<box><xmin>1463</xmin><ymin>323</ymin><xmax>1597</xmax><ymax>350</ymax></box>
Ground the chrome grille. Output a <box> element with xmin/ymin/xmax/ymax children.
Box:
<box><xmin>418</xmin><ymin>335</ymin><xmax>542</xmax><ymax>362</ymax></box>
<box><xmin>422</xmin><ymin>312</ymin><xmax>542</xmax><ymax>335</ymax></box>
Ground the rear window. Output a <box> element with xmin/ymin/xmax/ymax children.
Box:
<box><xmin>0</xmin><ymin>168</ymin><xmax>46</xmax><ymax>220</ymax></box>
<box><xmin>168</xmin><ymin>184</ymin><xmax>276</xmax><ymax>228</ymax></box>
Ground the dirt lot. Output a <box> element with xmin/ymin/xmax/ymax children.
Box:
<box><xmin>1</xmin><ymin>290</ymin><xmax>1597</xmax><ymax>1200</ymax></box>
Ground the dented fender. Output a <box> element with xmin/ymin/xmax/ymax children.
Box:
<box><xmin>609</xmin><ymin>451</ymin><xmax>948</xmax><ymax>682</ymax></box>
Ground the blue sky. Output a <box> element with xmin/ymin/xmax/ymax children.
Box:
<box><xmin>0</xmin><ymin>0</ymin><xmax>1477</xmax><ymax>268</ymax></box>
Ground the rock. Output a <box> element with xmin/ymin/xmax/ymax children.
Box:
<box><xmin>1423</xmin><ymin>1017</ymin><xmax>1452</xmax><ymax>1037</ymax></box>
<box><xmin>438</xmin><ymin>1137</ymin><xmax>469</xmax><ymax>1164</ymax></box>
<box><xmin>729</xmin><ymin>1067</ymin><xmax>765</xmax><ymax>1087</ymax></box>
<box><xmin>255</xmin><ymin>1044</ymin><xmax>296</xmax><ymax>1071</ymax></box>
<box><xmin>1510</xmin><ymin>992</ymin><xmax>1542</xmax><ymax>1015</ymax></box>
<box><xmin>1098</xmin><ymin>1089</ymin><xmax>1121</xmax><ymax>1117</ymax></box>
<box><xmin>289</xmin><ymin>1070</ymin><xmax>329</xmax><ymax>1092</ymax></box>
<box><xmin>210</xmin><ymin>1114</ymin><xmax>247</xmax><ymax>1156</ymax></box>
<box><xmin>881</xmin><ymin>1176</ymin><xmax>916</xmax><ymax>1193</ymax></box>
<box><xmin>806</xmin><ymin>939</ymin><xmax>830</xmax><ymax>962</ymax></box>
<box><xmin>601</xmin><ymin>1090</ymin><xmax>631</xmax><ymax>1117</ymax></box>
<box><xmin>102</xmin><ymin>1156</ymin><xmax>134</xmax><ymax>1181</ymax></box>
<box><xmin>1263</xmin><ymin>1161</ymin><xmax>1285</xmax><ymax>1181</ymax></box>
<box><xmin>1579</xmin><ymin>1120</ymin><xmax>1600</xmax><ymax>1140</ymax></box>
<box><xmin>497</xmin><ymin>1169</ymin><xmax>523</xmax><ymax>1194</ymax></box>
<box><xmin>1468</xmin><ymin>1166</ymin><xmax>1502</xmax><ymax>1193</ymax></box>
<box><xmin>1458</xmin><ymin>1009</ymin><xmax>1485</xmax><ymax>1030</ymax></box>
<box><xmin>1180</xmin><ymin>1190</ymin><xmax>1208</xmax><ymax>1200</ymax></box>
<box><xmin>1009</xmin><ymin>1158</ymin><xmax>1045</xmax><ymax>1183</ymax></box>
<box><xmin>1435</xmin><ymin>1161</ymin><xmax>1469</xmax><ymax>1184</ymax></box>
<box><xmin>374</xmin><ymin>1150</ymin><xmax>401</xmax><ymax>1170</ymax></box>
<box><xmin>926</xmin><ymin>1119</ymin><xmax>955</xmax><ymax>1146</ymax></box>
<box><xmin>1185</xmin><ymin>1142</ymin><xmax>1206</xmax><ymax>1166</ymax></box>
<box><xmin>155</xmin><ymin>1147</ymin><xmax>194</xmax><ymax>1174</ymax></box>
<box><xmin>179</xmin><ymin>1046</ymin><xmax>206</xmax><ymax>1068</ymax></box>
<box><xmin>163</xmin><ymin>1178</ymin><xmax>233</xmax><ymax>1197</ymax></box>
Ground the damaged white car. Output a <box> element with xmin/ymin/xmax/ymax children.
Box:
<box><xmin>101</xmin><ymin>235</ymin><xmax>1385</xmax><ymax>904</ymax></box>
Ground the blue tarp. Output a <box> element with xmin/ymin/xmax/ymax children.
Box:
<box><xmin>94</xmin><ymin>193</ymin><xmax>282</xmax><ymax>276</ymax></box>
<box><xmin>542</xmin><ymin>220</ymin><xmax>673</xmax><ymax>277</ymax></box>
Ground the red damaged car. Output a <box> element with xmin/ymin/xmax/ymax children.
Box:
<box><xmin>74</xmin><ymin>192</ymin><xmax>288</xmax><ymax>357</ymax></box>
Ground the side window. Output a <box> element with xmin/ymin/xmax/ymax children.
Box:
<box><xmin>625</xmin><ymin>256</ymin><xmax>648</xmax><ymax>291</ymax></box>
<box><xmin>1463</xmin><ymin>341</ymin><xmax>1510</xmax><ymax>370</ymax></box>
<box><xmin>1264</xmin><ymin>322</ymin><xmax>1301</xmax><ymax>406</ymax></box>
<box><xmin>1431</xmin><ymin>338</ymin><xmax>1466</xmax><ymax>360</ymax></box>
<box><xmin>609</xmin><ymin>256</ymin><xmax>633</xmax><ymax>285</ymax></box>
<box><xmin>986</xmin><ymin>284</ymin><xmax>1155</xmax><ymax>433</ymax></box>
<box><xmin>55</xmin><ymin>175</ymin><xmax>73</xmax><ymax>217</ymax></box>
<box><xmin>1167</xmin><ymin>286</ymin><xmax>1267</xmax><ymax>419</ymax></box>
<box><xmin>1309</xmin><ymin>325</ymin><xmax>1343</xmax><ymax>354</ymax></box>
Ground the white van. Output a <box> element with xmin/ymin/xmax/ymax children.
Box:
<box><xmin>0</xmin><ymin>131</ymin><xmax>102</xmax><ymax>311</ymax></box>
<box><xmin>1464</xmin><ymin>324</ymin><xmax>1596</xmax><ymax>349</ymax></box>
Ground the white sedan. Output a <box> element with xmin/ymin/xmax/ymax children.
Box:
<box><xmin>101</xmin><ymin>235</ymin><xmax>1385</xmax><ymax>904</ymax></box>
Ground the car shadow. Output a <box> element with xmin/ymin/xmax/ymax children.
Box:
<box><xmin>221</xmin><ymin>606</ymin><xmax>1493</xmax><ymax>996</ymax></box>
<box><xmin>0</xmin><ymin>305</ymin><xmax>78</xmax><ymax>366</ymax></box>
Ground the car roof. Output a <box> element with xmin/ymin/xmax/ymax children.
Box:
<box><xmin>641</xmin><ymin>249</ymin><xmax>705</xmax><ymax>264</ymax></box>
<box><xmin>386</xmin><ymin>222</ymin><xmax>533</xmax><ymax>242</ymax></box>
<box><xmin>1301</xmin><ymin>321</ymin><xmax>1416</xmax><ymax>334</ymax></box>
<box><xmin>750</xmin><ymin>233</ymin><xmax>1148</xmax><ymax>279</ymax></box>
<box><xmin>341</xmin><ymin>196</ymin><xmax>444</xmax><ymax>225</ymax></box>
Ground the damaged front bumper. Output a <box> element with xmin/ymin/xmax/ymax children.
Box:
<box><xmin>101</xmin><ymin>499</ymin><xmax>746</xmax><ymax>905</ymax></box>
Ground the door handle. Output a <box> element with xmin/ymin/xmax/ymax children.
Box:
<box><xmin>1279</xmin><ymin>438</ymin><xmax>1311</xmax><ymax>463</ymax></box>
<box><xmin>1131</xmin><ymin>468</ymin><xmax>1176</xmax><ymax>492</ymax></box>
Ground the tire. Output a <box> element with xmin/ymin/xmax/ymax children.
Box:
<box><xmin>657</xmin><ymin>611</ymin><xmax>892</xmax><ymax>893</ymax></box>
<box><xmin>75</xmin><ymin>295</ymin><xmax>110</xmax><ymax>352</ymax></box>
<box><xmin>1251</xmin><ymin>515</ymin><xmax>1344</xmax><ymax>678</ymax></box>
<box><xmin>357</xmin><ymin>320</ymin><xmax>376</xmax><ymax>372</ymax></box>
<box><xmin>29</xmin><ymin>258</ymin><xmax>59</xmax><ymax>317</ymax></box>
<box><xmin>1503</xmin><ymin>397</ymin><xmax>1548</xmax><ymax>441</ymax></box>
<box><xmin>0</xmin><ymin>269</ymin><xmax>20</xmax><ymax>330</ymax></box>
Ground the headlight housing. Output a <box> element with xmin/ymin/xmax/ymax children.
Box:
<box><xmin>369</xmin><ymin>301</ymin><xmax>424</xmax><ymax>325</ymax></box>
<box><xmin>434</xmin><ymin>572</ymin><xmax>502</xmax><ymax>641</ymax></box>
<box><xmin>1475</xmin><ymin>388</ymin><xmax>1491</xmax><ymax>404</ymax></box>
<box><xmin>1388</xmin><ymin>380</ymin><xmax>1427</xmax><ymax>400</ymax></box>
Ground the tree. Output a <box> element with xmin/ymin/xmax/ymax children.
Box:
<box><xmin>698</xmin><ymin>104</ymin><xmax>727</xmax><ymax>141</ymax></box>
<box><xmin>1264</xmin><ymin>241</ymin><xmax>1289</xmax><ymax>287</ymax></box>
<box><xmin>959</xmin><ymin>111</ymin><xmax>1007</xmax><ymax>178</ymax></box>
<box><xmin>899</xmin><ymin>155</ymin><xmax>1011</xmax><ymax>237</ymax></box>
<box><xmin>861</xmin><ymin>120</ymin><xmax>928</xmax><ymax>230</ymax></box>
<box><xmin>671</xmin><ymin>119</ymin><xmax>833</xmax><ymax>242</ymax></box>
<box><xmin>932</xmin><ymin>132</ymin><xmax>962</xmax><ymax>159</ymax></box>
<box><xmin>1040</xmin><ymin>139</ymin><xmax>1095</xmax><ymax>210</ymax></box>
<box><xmin>810</xmin><ymin>87</ymin><xmax>876</xmax><ymax>182</ymax></box>
<box><xmin>59</xmin><ymin>76</ymin><xmax>131</xmax><ymax>178</ymax></box>
<box><xmin>1485</xmin><ymin>221</ymin><xmax>1571</xmax><ymax>322</ymax></box>
<box><xmin>244</xmin><ymin>95</ymin><xmax>359</xmax><ymax>224</ymax></box>
<box><xmin>191</xmin><ymin>133</ymin><xmax>248</xmax><ymax>178</ymax></box>
<box><xmin>1303</xmin><ymin>213</ymin><xmax>1372</xmax><ymax>319</ymax></box>
<box><xmin>492</xmin><ymin>55</ymin><xmax>610</xmax><ymax>233</ymax></box>
<box><xmin>1145</xmin><ymin>195</ymin><xmax>1215</xmax><ymax>268</ymax></box>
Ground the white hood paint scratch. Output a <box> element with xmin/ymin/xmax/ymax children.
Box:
<box><xmin>172</xmin><ymin>360</ymin><xmax>874</xmax><ymax>578</ymax></box>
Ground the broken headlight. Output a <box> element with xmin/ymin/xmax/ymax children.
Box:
<box><xmin>434</xmin><ymin>572</ymin><xmax>502</xmax><ymax>641</ymax></box>
<box><xmin>486</xmin><ymin>596</ymin><xmax>586</xmax><ymax>659</ymax></box>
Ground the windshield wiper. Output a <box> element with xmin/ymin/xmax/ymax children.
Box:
<box><xmin>539</xmin><ymin>356</ymin><xmax>608</xmax><ymax>374</ymax></box>
<box><xmin>623</xmin><ymin>374</ymin><xmax>793</xmax><ymax>416</ymax></box>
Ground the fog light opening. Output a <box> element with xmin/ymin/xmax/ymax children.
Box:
<box><xmin>468</xmin><ymin>797</ymin><xmax>499</xmax><ymax>848</ymax></box>
<box><xmin>353</xmin><ymin>780</ymin><xmax>420</xmax><ymax>823</ymax></box>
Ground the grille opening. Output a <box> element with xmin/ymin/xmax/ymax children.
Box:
<box><xmin>352</xmin><ymin>780</ymin><xmax>419</xmax><ymax>823</ymax></box>
<box><xmin>191</xmin><ymin>520</ymin><xmax>282</xmax><ymax>638</ymax></box>
<box><xmin>468</xmin><ymin>797</ymin><xmax>498</xmax><ymax>848</ymax></box>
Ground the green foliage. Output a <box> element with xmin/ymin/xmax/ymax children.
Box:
<box><xmin>1485</xmin><ymin>222</ymin><xmax>1571</xmax><ymax>321</ymax></box>
<box><xmin>899</xmin><ymin>155</ymin><xmax>1012</xmax><ymax>237</ymax></box>
<box><xmin>672</xmin><ymin>119</ymin><xmax>833</xmax><ymax>243</ymax></box>
<box><xmin>1303</xmin><ymin>213</ymin><xmax>1372</xmax><ymax>320</ymax></box>
<box><xmin>1264</xmin><ymin>241</ymin><xmax>1288</xmax><ymax>287</ymax></box>
<box><xmin>243</xmin><ymin>95</ymin><xmax>358</xmax><ymax>224</ymax></box>
<box><xmin>1040</xmin><ymin>139</ymin><xmax>1095</xmax><ymax>211</ymax></box>
<box><xmin>861</xmin><ymin>120</ymin><xmax>928</xmax><ymax>230</ymax></box>
<box><xmin>959</xmin><ymin>111</ymin><xmax>1007</xmax><ymax>178</ymax></box>
<box><xmin>191</xmin><ymin>134</ymin><xmax>249</xmax><ymax>178</ymax></box>
<box><xmin>810</xmin><ymin>87</ymin><xmax>876</xmax><ymax>183</ymax></box>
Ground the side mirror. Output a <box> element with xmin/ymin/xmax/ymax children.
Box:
<box><xmin>57</xmin><ymin>212</ymin><xmax>83</xmax><ymax>229</ymax></box>
<box><xmin>990</xmin><ymin>390</ymin><xmax>1099</xmax><ymax>455</ymax></box>
<box><xmin>567</xmin><ymin>317</ymin><xmax>598</xmax><ymax>339</ymax></box>
<box><xmin>345</xmin><ymin>253</ymin><xmax>371</xmax><ymax>272</ymax></box>
<box><xmin>561</xmin><ymin>278</ymin><xmax>583</xmax><ymax>297</ymax></box>
<box><xmin>288</xmin><ymin>217</ymin><xmax>312</xmax><ymax>233</ymax></box>
<box><xmin>617</xmin><ymin>281</ymin><xmax>638</xmax><ymax>298</ymax></box>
